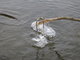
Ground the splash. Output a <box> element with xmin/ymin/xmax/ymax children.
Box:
<box><xmin>31</xmin><ymin>17</ymin><xmax>80</xmax><ymax>48</ymax></box>
<box><xmin>31</xmin><ymin>21</ymin><xmax>56</xmax><ymax>38</ymax></box>
<box><xmin>31</xmin><ymin>18</ymin><xmax>56</xmax><ymax>48</ymax></box>
<box><xmin>32</xmin><ymin>34</ymin><xmax>48</xmax><ymax>48</ymax></box>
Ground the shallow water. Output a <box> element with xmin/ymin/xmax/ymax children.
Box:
<box><xmin>0</xmin><ymin>0</ymin><xmax>80</xmax><ymax>60</ymax></box>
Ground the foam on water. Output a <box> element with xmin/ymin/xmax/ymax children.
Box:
<box><xmin>32</xmin><ymin>34</ymin><xmax>48</xmax><ymax>48</ymax></box>
<box><xmin>31</xmin><ymin>21</ymin><xmax>56</xmax><ymax>38</ymax></box>
<box><xmin>31</xmin><ymin>21</ymin><xmax>56</xmax><ymax>48</ymax></box>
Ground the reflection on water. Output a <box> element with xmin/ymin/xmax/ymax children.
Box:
<box><xmin>0</xmin><ymin>55</ymin><xmax>10</xmax><ymax>60</ymax></box>
<box><xmin>33</xmin><ymin>43</ymin><xmax>65</xmax><ymax>60</ymax></box>
<box><xmin>54</xmin><ymin>51</ymin><xmax>64</xmax><ymax>60</ymax></box>
<box><xmin>35</xmin><ymin>48</ymin><xmax>39</xmax><ymax>60</ymax></box>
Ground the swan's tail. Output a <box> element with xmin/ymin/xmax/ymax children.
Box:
<box><xmin>37</xmin><ymin>17</ymin><xmax>80</xmax><ymax>25</ymax></box>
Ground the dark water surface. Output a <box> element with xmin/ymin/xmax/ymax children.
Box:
<box><xmin>0</xmin><ymin>0</ymin><xmax>80</xmax><ymax>60</ymax></box>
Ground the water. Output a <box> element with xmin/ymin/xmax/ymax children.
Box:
<box><xmin>0</xmin><ymin>0</ymin><xmax>80</xmax><ymax>60</ymax></box>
